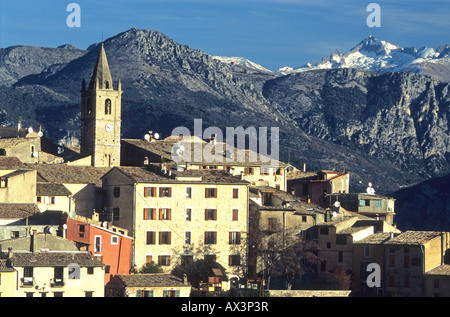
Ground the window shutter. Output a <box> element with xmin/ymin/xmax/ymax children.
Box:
<box><xmin>152</xmin><ymin>208</ymin><xmax>156</xmax><ymax>220</ymax></box>
<box><xmin>136</xmin><ymin>290</ymin><xmax>142</xmax><ymax>297</ymax></box>
<box><xmin>176</xmin><ymin>290</ymin><xmax>180</xmax><ymax>297</ymax></box>
<box><xmin>163</xmin><ymin>290</ymin><xmax>168</xmax><ymax>297</ymax></box>
<box><xmin>168</xmin><ymin>208</ymin><xmax>172</xmax><ymax>220</ymax></box>
<box><xmin>159</xmin><ymin>208</ymin><xmax>163</xmax><ymax>220</ymax></box>
<box><xmin>159</xmin><ymin>232</ymin><xmax>163</xmax><ymax>245</ymax></box>
<box><xmin>143</xmin><ymin>208</ymin><xmax>148</xmax><ymax>220</ymax></box>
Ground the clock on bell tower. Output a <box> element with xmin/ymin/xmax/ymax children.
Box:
<box><xmin>80</xmin><ymin>43</ymin><xmax>122</xmax><ymax>167</ymax></box>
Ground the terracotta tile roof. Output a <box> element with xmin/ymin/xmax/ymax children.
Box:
<box><xmin>122</xmin><ymin>138</ymin><xmax>288</xmax><ymax>167</ymax></box>
<box><xmin>353</xmin><ymin>232</ymin><xmax>394</xmax><ymax>244</ymax></box>
<box><xmin>0</xmin><ymin>157</ymin><xmax>27</xmax><ymax>169</ymax></box>
<box><xmin>425</xmin><ymin>265</ymin><xmax>450</xmax><ymax>276</ymax></box>
<box><xmin>36</xmin><ymin>182</ymin><xmax>72</xmax><ymax>196</ymax></box>
<box><xmin>384</xmin><ymin>231</ymin><xmax>442</xmax><ymax>246</ymax></box>
<box><xmin>0</xmin><ymin>259</ymin><xmax>14</xmax><ymax>272</ymax></box>
<box><xmin>0</xmin><ymin>203</ymin><xmax>40</xmax><ymax>219</ymax></box>
<box><xmin>3</xmin><ymin>251</ymin><xmax>105</xmax><ymax>267</ymax></box>
<box><xmin>112</xmin><ymin>166</ymin><xmax>249</xmax><ymax>185</ymax></box>
<box><xmin>115</xmin><ymin>273</ymin><xmax>189</xmax><ymax>288</ymax></box>
<box><xmin>29</xmin><ymin>164</ymin><xmax>111</xmax><ymax>186</ymax></box>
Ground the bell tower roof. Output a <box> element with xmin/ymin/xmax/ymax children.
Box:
<box><xmin>88</xmin><ymin>43</ymin><xmax>113</xmax><ymax>90</ymax></box>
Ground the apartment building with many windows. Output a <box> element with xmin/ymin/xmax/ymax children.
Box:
<box><xmin>101</xmin><ymin>165</ymin><xmax>249</xmax><ymax>287</ymax></box>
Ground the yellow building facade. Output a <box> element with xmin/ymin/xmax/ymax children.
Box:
<box><xmin>101</xmin><ymin>166</ymin><xmax>250</xmax><ymax>286</ymax></box>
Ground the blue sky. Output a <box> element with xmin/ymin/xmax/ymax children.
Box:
<box><xmin>1</xmin><ymin>0</ymin><xmax>450</xmax><ymax>71</ymax></box>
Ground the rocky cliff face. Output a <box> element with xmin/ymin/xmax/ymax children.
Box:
<box><xmin>263</xmin><ymin>69</ymin><xmax>450</xmax><ymax>183</ymax></box>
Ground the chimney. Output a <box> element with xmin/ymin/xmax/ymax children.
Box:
<box><xmin>7</xmin><ymin>247</ymin><xmax>12</xmax><ymax>259</ymax></box>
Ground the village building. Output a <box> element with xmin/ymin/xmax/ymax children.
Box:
<box><xmin>31</xmin><ymin>164</ymin><xmax>111</xmax><ymax>218</ymax></box>
<box><xmin>0</xmin><ymin>249</ymin><xmax>105</xmax><ymax>297</ymax></box>
<box><xmin>105</xmin><ymin>273</ymin><xmax>191</xmax><ymax>297</ymax></box>
<box><xmin>288</xmin><ymin>170</ymin><xmax>350</xmax><ymax>207</ymax></box>
<box><xmin>383</xmin><ymin>231</ymin><xmax>450</xmax><ymax>297</ymax></box>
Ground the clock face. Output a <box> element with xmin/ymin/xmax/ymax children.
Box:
<box><xmin>105</xmin><ymin>124</ymin><xmax>113</xmax><ymax>133</ymax></box>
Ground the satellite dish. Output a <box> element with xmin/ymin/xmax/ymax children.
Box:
<box><xmin>28</xmin><ymin>127</ymin><xmax>34</xmax><ymax>133</ymax></box>
<box><xmin>144</xmin><ymin>134</ymin><xmax>150</xmax><ymax>141</ymax></box>
<box><xmin>102</xmin><ymin>221</ymin><xmax>108</xmax><ymax>228</ymax></box>
<box><xmin>366</xmin><ymin>182</ymin><xmax>375</xmax><ymax>194</ymax></box>
<box><xmin>332</xmin><ymin>211</ymin><xmax>338</xmax><ymax>218</ymax></box>
<box><xmin>69</xmin><ymin>210</ymin><xmax>76</xmax><ymax>218</ymax></box>
<box><xmin>62</xmin><ymin>224</ymin><xmax>68</xmax><ymax>230</ymax></box>
<box><xmin>176</xmin><ymin>148</ymin><xmax>183</xmax><ymax>156</ymax></box>
<box><xmin>154</xmin><ymin>133</ymin><xmax>160</xmax><ymax>140</ymax></box>
<box><xmin>334</xmin><ymin>201</ymin><xmax>341</xmax><ymax>208</ymax></box>
<box><xmin>37</xmin><ymin>131</ymin><xmax>44</xmax><ymax>137</ymax></box>
<box><xmin>179</xmin><ymin>145</ymin><xmax>185</xmax><ymax>151</ymax></box>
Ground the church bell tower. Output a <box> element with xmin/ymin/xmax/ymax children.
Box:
<box><xmin>80</xmin><ymin>43</ymin><xmax>122</xmax><ymax>167</ymax></box>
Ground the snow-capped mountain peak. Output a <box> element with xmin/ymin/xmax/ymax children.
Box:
<box><xmin>278</xmin><ymin>36</ymin><xmax>450</xmax><ymax>79</ymax></box>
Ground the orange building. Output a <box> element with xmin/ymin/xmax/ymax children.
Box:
<box><xmin>65</xmin><ymin>214</ymin><xmax>133</xmax><ymax>284</ymax></box>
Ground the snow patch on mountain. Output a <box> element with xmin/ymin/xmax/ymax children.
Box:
<box><xmin>212</xmin><ymin>56</ymin><xmax>274</xmax><ymax>74</ymax></box>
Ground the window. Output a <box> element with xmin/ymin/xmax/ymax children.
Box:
<box><xmin>181</xmin><ymin>255</ymin><xmax>193</xmax><ymax>266</ymax></box>
<box><xmin>229</xmin><ymin>232</ymin><xmax>241</xmax><ymax>245</ymax></box>
<box><xmin>205</xmin><ymin>209</ymin><xmax>217</xmax><ymax>221</ymax></box>
<box><xmin>146</xmin><ymin>231</ymin><xmax>156</xmax><ymax>245</ymax></box>
<box><xmin>144</xmin><ymin>187</ymin><xmax>156</xmax><ymax>197</ymax></box>
<box><xmin>185</xmin><ymin>208</ymin><xmax>192</xmax><ymax>221</ymax></box>
<box><xmin>94</xmin><ymin>236</ymin><xmax>102</xmax><ymax>253</ymax></box>
<box><xmin>320</xmin><ymin>227</ymin><xmax>329</xmax><ymax>235</ymax></box>
<box><xmin>260</xmin><ymin>167</ymin><xmax>270</xmax><ymax>175</ymax></box>
<box><xmin>53</xmin><ymin>292</ymin><xmax>63</xmax><ymax>297</ymax></box>
<box><xmin>158</xmin><ymin>255</ymin><xmax>171</xmax><ymax>266</ymax></box>
<box><xmin>229</xmin><ymin>255</ymin><xmax>241</xmax><ymax>266</ymax></box>
<box><xmin>105</xmin><ymin>99</ymin><xmax>112</xmax><ymax>114</ymax></box>
<box><xmin>232</xmin><ymin>188</ymin><xmax>239</xmax><ymax>199</ymax></box>
<box><xmin>268</xmin><ymin>218</ymin><xmax>277</xmax><ymax>231</ymax></box>
<box><xmin>232</xmin><ymin>209</ymin><xmax>239</xmax><ymax>221</ymax></box>
<box><xmin>186</xmin><ymin>187</ymin><xmax>192</xmax><ymax>199</ymax></box>
<box><xmin>113</xmin><ymin>187</ymin><xmax>120</xmax><ymax>197</ymax></box>
<box><xmin>36</xmin><ymin>196</ymin><xmax>42</xmax><ymax>204</ymax></box>
<box><xmin>159</xmin><ymin>208</ymin><xmax>171</xmax><ymax>220</ymax></box>
<box><xmin>159</xmin><ymin>187</ymin><xmax>172</xmax><ymax>197</ymax></box>
<box><xmin>87</xmin><ymin>267</ymin><xmax>94</xmax><ymax>275</ymax></box>
<box><xmin>302</xmin><ymin>216</ymin><xmax>307</xmax><ymax>222</ymax></box>
<box><xmin>185</xmin><ymin>231</ymin><xmax>191</xmax><ymax>245</ymax></box>
<box><xmin>78</xmin><ymin>225</ymin><xmax>85</xmax><ymax>238</ymax></box>
<box><xmin>364</xmin><ymin>245</ymin><xmax>371</xmax><ymax>258</ymax></box>
<box><xmin>338</xmin><ymin>251</ymin><xmax>343</xmax><ymax>262</ymax></box>
<box><xmin>205</xmin><ymin>255</ymin><xmax>216</xmax><ymax>262</ymax></box>
<box><xmin>23</xmin><ymin>267</ymin><xmax>34</xmax><ymax>285</ymax></box>
<box><xmin>159</xmin><ymin>232</ymin><xmax>171</xmax><ymax>245</ymax></box>
<box><xmin>54</xmin><ymin>267</ymin><xmax>64</xmax><ymax>286</ymax></box>
<box><xmin>111</xmin><ymin>236</ymin><xmax>119</xmax><ymax>245</ymax></box>
<box><xmin>205</xmin><ymin>188</ymin><xmax>217</xmax><ymax>198</ymax></box>
<box><xmin>113</xmin><ymin>208</ymin><xmax>120</xmax><ymax>221</ymax></box>
<box><xmin>10</xmin><ymin>231</ymin><xmax>19</xmax><ymax>238</ymax></box>
<box><xmin>244</xmin><ymin>167</ymin><xmax>254</xmax><ymax>175</ymax></box>
<box><xmin>49</xmin><ymin>196</ymin><xmax>56</xmax><ymax>205</ymax></box>
<box><xmin>143</xmin><ymin>208</ymin><xmax>156</xmax><ymax>220</ymax></box>
<box><xmin>404</xmin><ymin>256</ymin><xmax>410</xmax><ymax>268</ymax></box>
<box><xmin>85</xmin><ymin>291</ymin><xmax>93</xmax><ymax>297</ymax></box>
<box><xmin>204</xmin><ymin>231</ymin><xmax>217</xmax><ymax>244</ymax></box>
<box><xmin>376</xmin><ymin>200</ymin><xmax>382</xmax><ymax>207</ymax></box>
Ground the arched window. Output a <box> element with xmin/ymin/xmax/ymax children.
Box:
<box><xmin>105</xmin><ymin>81</ymin><xmax>110</xmax><ymax>89</ymax></box>
<box><xmin>86</xmin><ymin>98</ymin><xmax>92</xmax><ymax>115</ymax></box>
<box><xmin>105</xmin><ymin>99</ymin><xmax>112</xmax><ymax>115</ymax></box>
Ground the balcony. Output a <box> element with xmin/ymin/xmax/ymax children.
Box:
<box><xmin>50</xmin><ymin>278</ymin><xmax>65</xmax><ymax>287</ymax></box>
<box><xmin>20</xmin><ymin>277</ymin><xmax>35</xmax><ymax>287</ymax></box>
